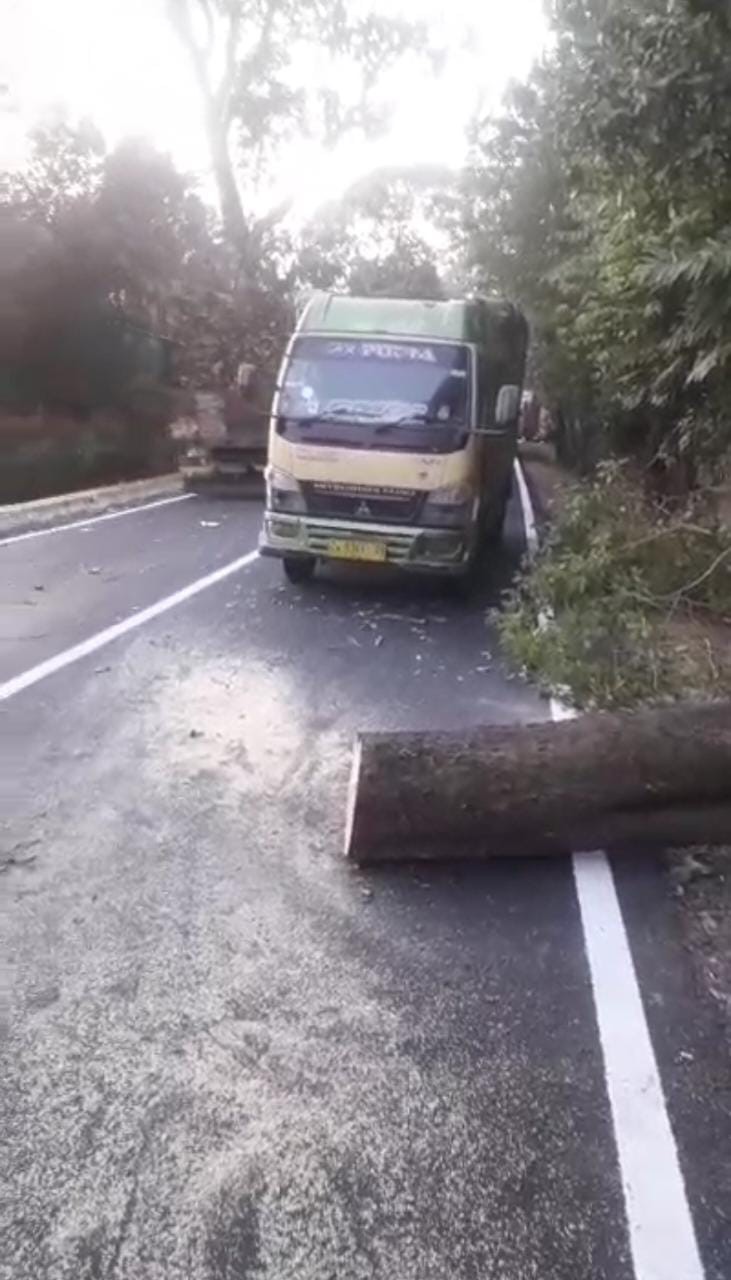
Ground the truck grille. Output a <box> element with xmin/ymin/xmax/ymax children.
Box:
<box><xmin>303</xmin><ymin>482</ymin><xmax>423</xmax><ymax>524</ymax></box>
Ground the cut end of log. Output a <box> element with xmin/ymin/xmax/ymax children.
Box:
<box><xmin>343</xmin><ymin>736</ymin><xmax>362</xmax><ymax>860</ymax></box>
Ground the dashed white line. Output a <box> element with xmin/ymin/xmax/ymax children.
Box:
<box><xmin>0</xmin><ymin>492</ymin><xmax>193</xmax><ymax>547</ymax></box>
<box><xmin>0</xmin><ymin>549</ymin><xmax>259</xmax><ymax>702</ymax></box>
<box><xmin>516</xmin><ymin>459</ymin><xmax>704</xmax><ymax>1280</ymax></box>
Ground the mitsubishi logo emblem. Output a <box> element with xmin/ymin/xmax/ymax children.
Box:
<box><xmin>356</xmin><ymin>501</ymin><xmax>371</xmax><ymax>517</ymax></box>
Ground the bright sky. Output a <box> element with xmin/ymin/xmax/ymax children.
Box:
<box><xmin>0</xmin><ymin>0</ymin><xmax>547</xmax><ymax>213</ymax></box>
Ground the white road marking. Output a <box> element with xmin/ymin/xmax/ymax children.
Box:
<box><xmin>573</xmin><ymin>847</ymin><xmax>704</xmax><ymax>1280</ymax></box>
<box><xmin>0</xmin><ymin>493</ymin><xmax>193</xmax><ymax>547</ymax></box>
<box><xmin>0</xmin><ymin>549</ymin><xmax>259</xmax><ymax>702</ymax></box>
<box><xmin>512</xmin><ymin>459</ymin><xmax>538</xmax><ymax>554</ymax></box>
<box><xmin>515</xmin><ymin>460</ymin><xmax>704</xmax><ymax>1280</ymax></box>
<box><xmin>343</xmin><ymin>737</ymin><xmax>363</xmax><ymax>859</ymax></box>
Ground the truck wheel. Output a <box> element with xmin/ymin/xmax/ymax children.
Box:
<box><xmin>283</xmin><ymin>556</ymin><xmax>316</xmax><ymax>585</ymax></box>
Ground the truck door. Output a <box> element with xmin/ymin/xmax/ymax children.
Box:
<box><xmin>477</xmin><ymin>353</ymin><xmax>514</xmax><ymax>518</ymax></box>
<box><xmin>476</xmin><ymin>354</ymin><xmax>496</xmax><ymax>507</ymax></box>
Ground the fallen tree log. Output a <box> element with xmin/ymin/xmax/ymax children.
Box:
<box><xmin>344</xmin><ymin>701</ymin><xmax>731</xmax><ymax>864</ymax></box>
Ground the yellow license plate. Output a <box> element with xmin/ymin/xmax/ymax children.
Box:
<box><xmin>327</xmin><ymin>538</ymin><xmax>387</xmax><ymax>563</ymax></box>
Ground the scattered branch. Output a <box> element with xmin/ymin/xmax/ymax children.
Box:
<box><xmin>615</xmin><ymin>522</ymin><xmax>717</xmax><ymax>558</ymax></box>
<box><xmin>660</xmin><ymin>544</ymin><xmax>731</xmax><ymax>603</ymax></box>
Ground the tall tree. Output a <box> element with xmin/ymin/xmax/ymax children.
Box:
<box><xmin>461</xmin><ymin>0</ymin><xmax>731</xmax><ymax>474</ymax></box>
<box><xmin>2</xmin><ymin>118</ymin><xmax>105</xmax><ymax>225</ymax></box>
<box><xmin>167</xmin><ymin>0</ymin><xmax>428</xmax><ymax>259</ymax></box>
<box><xmin>295</xmin><ymin>164</ymin><xmax>452</xmax><ymax>298</ymax></box>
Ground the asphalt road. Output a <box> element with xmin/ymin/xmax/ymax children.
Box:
<box><xmin>1</xmin><ymin>492</ymin><xmax>729</xmax><ymax>1280</ymax></box>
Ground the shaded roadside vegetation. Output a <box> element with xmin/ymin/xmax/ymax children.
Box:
<box><xmin>461</xmin><ymin>0</ymin><xmax>731</xmax><ymax>482</ymax></box>
<box><xmin>0</xmin><ymin>0</ymin><xmax>445</xmax><ymax>501</ymax></box>
<box><xmin>502</xmin><ymin>459</ymin><xmax>731</xmax><ymax>708</ymax></box>
<box><xmin>0</xmin><ymin>121</ymin><xmax>291</xmax><ymax>500</ymax></box>
<box><xmin>458</xmin><ymin>0</ymin><xmax>731</xmax><ymax>710</ymax></box>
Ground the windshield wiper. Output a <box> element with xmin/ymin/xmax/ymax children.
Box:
<box><xmin>281</xmin><ymin>412</ymin><xmax>374</xmax><ymax>426</ymax></box>
<box><xmin>373</xmin><ymin>414</ymin><xmax>462</xmax><ymax>432</ymax></box>
<box><xmin>279</xmin><ymin>412</ymin><xmax>463</xmax><ymax>432</ymax></box>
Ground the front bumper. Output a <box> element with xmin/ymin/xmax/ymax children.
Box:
<box><xmin>259</xmin><ymin>512</ymin><xmax>470</xmax><ymax>574</ymax></box>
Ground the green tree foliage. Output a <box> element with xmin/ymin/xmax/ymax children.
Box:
<box><xmin>0</xmin><ymin>121</ymin><xmax>291</xmax><ymax>402</ymax></box>
<box><xmin>0</xmin><ymin>120</ymin><xmax>296</xmax><ymax>496</ymax></box>
<box><xmin>295</xmin><ymin>164</ymin><xmax>449</xmax><ymax>299</ymax></box>
<box><xmin>461</xmin><ymin>0</ymin><xmax>731</xmax><ymax>476</ymax></box>
<box><xmin>500</xmin><ymin>461</ymin><xmax>731</xmax><ymax>707</ymax></box>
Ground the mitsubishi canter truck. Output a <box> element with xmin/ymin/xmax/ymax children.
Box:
<box><xmin>259</xmin><ymin>293</ymin><xmax>528</xmax><ymax>584</ymax></box>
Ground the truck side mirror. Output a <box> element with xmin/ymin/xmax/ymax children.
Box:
<box><xmin>495</xmin><ymin>384</ymin><xmax>520</xmax><ymax>427</ymax></box>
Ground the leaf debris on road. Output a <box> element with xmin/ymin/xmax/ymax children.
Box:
<box><xmin>0</xmin><ymin>839</ymin><xmax>41</xmax><ymax>873</ymax></box>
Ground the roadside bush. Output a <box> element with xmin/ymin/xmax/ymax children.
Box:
<box><xmin>500</xmin><ymin>462</ymin><xmax>731</xmax><ymax>708</ymax></box>
<box><xmin>0</xmin><ymin>404</ymin><xmax>175</xmax><ymax>503</ymax></box>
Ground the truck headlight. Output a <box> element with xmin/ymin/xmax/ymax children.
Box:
<box><xmin>266</xmin><ymin>466</ymin><xmax>306</xmax><ymax>514</ymax></box>
<box><xmin>422</xmin><ymin>484</ymin><xmax>473</xmax><ymax>528</ymax></box>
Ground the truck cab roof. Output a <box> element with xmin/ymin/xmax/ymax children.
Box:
<box><xmin>299</xmin><ymin>292</ymin><xmax>524</xmax><ymax>348</ymax></box>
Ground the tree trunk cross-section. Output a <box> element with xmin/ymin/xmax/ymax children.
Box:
<box><xmin>344</xmin><ymin>701</ymin><xmax>731</xmax><ymax>864</ymax></box>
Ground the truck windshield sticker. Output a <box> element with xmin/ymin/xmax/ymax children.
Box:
<box><xmin>325</xmin><ymin>341</ymin><xmax>438</xmax><ymax>363</ymax></box>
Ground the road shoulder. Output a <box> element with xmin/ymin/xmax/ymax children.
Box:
<box><xmin>0</xmin><ymin>473</ymin><xmax>183</xmax><ymax>539</ymax></box>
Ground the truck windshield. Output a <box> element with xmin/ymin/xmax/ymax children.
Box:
<box><xmin>279</xmin><ymin>336</ymin><xmax>471</xmax><ymax>428</ymax></box>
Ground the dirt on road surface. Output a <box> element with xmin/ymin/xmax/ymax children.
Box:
<box><xmin>1</xmin><ymin>489</ymin><xmax>729</xmax><ymax>1280</ymax></box>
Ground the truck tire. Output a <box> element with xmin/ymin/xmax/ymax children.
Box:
<box><xmin>283</xmin><ymin>556</ymin><xmax>316</xmax><ymax>585</ymax></box>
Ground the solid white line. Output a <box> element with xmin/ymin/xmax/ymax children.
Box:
<box><xmin>0</xmin><ymin>493</ymin><xmax>193</xmax><ymax>547</ymax></box>
<box><xmin>512</xmin><ymin>459</ymin><xmax>538</xmax><ymax>554</ymax></box>
<box><xmin>572</xmin><ymin>849</ymin><xmax>704</xmax><ymax>1280</ymax></box>
<box><xmin>343</xmin><ymin>737</ymin><xmax>362</xmax><ymax>859</ymax></box>
<box><xmin>515</xmin><ymin>460</ymin><xmax>704</xmax><ymax>1280</ymax></box>
<box><xmin>0</xmin><ymin>549</ymin><xmax>259</xmax><ymax>702</ymax></box>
